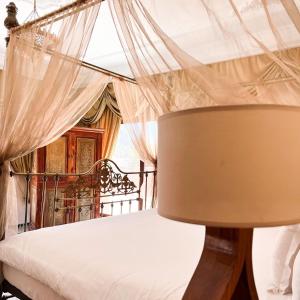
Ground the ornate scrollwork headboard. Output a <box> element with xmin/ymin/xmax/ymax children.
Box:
<box><xmin>10</xmin><ymin>159</ymin><xmax>156</xmax><ymax>231</ymax></box>
<box><xmin>64</xmin><ymin>160</ymin><xmax>138</xmax><ymax>198</ymax></box>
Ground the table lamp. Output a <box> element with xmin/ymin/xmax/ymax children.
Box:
<box><xmin>157</xmin><ymin>105</ymin><xmax>300</xmax><ymax>300</ymax></box>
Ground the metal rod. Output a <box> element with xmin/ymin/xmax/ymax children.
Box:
<box><xmin>40</xmin><ymin>175</ymin><xmax>48</xmax><ymax>228</ymax></box>
<box><xmin>55</xmin><ymin>198</ymin><xmax>139</xmax><ymax>211</ymax></box>
<box><xmin>100</xmin><ymin>203</ymin><xmax>104</xmax><ymax>217</ymax></box>
<box><xmin>151</xmin><ymin>171</ymin><xmax>157</xmax><ymax>208</ymax></box>
<box><xmin>16</xmin><ymin>41</ymin><xmax>136</xmax><ymax>84</ymax></box>
<box><xmin>11</xmin><ymin>159</ymin><xmax>155</xmax><ymax>177</ymax></box>
<box><xmin>24</xmin><ymin>175</ymin><xmax>31</xmax><ymax>232</ymax></box>
<box><xmin>81</xmin><ymin>61</ymin><xmax>136</xmax><ymax>84</ymax></box>
<box><xmin>138</xmin><ymin>197</ymin><xmax>143</xmax><ymax>211</ymax></box>
<box><xmin>56</xmin><ymin>190</ymin><xmax>139</xmax><ymax>201</ymax></box>
<box><xmin>90</xmin><ymin>203</ymin><xmax>93</xmax><ymax>219</ymax></box>
<box><xmin>60</xmin><ymin>203</ymin><xmax>92</xmax><ymax>210</ymax></box>
<box><xmin>111</xmin><ymin>203</ymin><xmax>114</xmax><ymax>215</ymax></box>
<box><xmin>138</xmin><ymin>160</ymin><xmax>144</xmax><ymax>209</ymax></box>
<box><xmin>53</xmin><ymin>175</ymin><xmax>60</xmax><ymax>226</ymax></box>
<box><xmin>144</xmin><ymin>173</ymin><xmax>148</xmax><ymax>210</ymax></box>
<box><xmin>100</xmin><ymin>199</ymin><xmax>139</xmax><ymax>205</ymax></box>
<box><xmin>78</xmin><ymin>206</ymin><xmax>81</xmax><ymax>222</ymax></box>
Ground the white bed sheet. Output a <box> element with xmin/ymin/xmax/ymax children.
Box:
<box><xmin>0</xmin><ymin>210</ymin><xmax>204</xmax><ymax>300</ymax></box>
<box><xmin>0</xmin><ymin>209</ymin><xmax>292</xmax><ymax>300</ymax></box>
<box><xmin>3</xmin><ymin>264</ymin><xmax>65</xmax><ymax>300</ymax></box>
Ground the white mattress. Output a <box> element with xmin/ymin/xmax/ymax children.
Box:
<box><xmin>0</xmin><ymin>209</ymin><xmax>292</xmax><ymax>300</ymax></box>
<box><xmin>3</xmin><ymin>264</ymin><xmax>65</xmax><ymax>300</ymax></box>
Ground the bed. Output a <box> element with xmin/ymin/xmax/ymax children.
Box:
<box><xmin>0</xmin><ymin>209</ymin><xmax>295</xmax><ymax>300</ymax></box>
<box><xmin>0</xmin><ymin>158</ymin><xmax>297</xmax><ymax>300</ymax></box>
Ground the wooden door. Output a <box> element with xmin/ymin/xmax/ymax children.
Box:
<box><xmin>35</xmin><ymin>127</ymin><xmax>104</xmax><ymax>228</ymax></box>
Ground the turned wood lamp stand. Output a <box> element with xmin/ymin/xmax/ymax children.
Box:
<box><xmin>157</xmin><ymin>105</ymin><xmax>300</xmax><ymax>300</ymax></box>
<box><xmin>183</xmin><ymin>227</ymin><xmax>257</xmax><ymax>300</ymax></box>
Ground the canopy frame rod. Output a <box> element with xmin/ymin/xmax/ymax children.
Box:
<box><xmin>12</xmin><ymin>0</ymin><xmax>103</xmax><ymax>33</ymax></box>
<box><xmin>4</xmin><ymin>1</ymin><xmax>136</xmax><ymax>84</ymax></box>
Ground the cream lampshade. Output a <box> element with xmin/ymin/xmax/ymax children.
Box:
<box><xmin>157</xmin><ymin>104</ymin><xmax>300</xmax><ymax>227</ymax></box>
<box><xmin>157</xmin><ymin>104</ymin><xmax>300</xmax><ymax>299</ymax></box>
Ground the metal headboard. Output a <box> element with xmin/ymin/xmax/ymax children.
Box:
<box><xmin>10</xmin><ymin>159</ymin><xmax>156</xmax><ymax>232</ymax></box>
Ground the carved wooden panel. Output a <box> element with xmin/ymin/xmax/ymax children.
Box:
<box><xmin>43</xmin><ymin>188</ymin><xmax>65</xmax><ymax>227</ymax></box>
<box><xmin>45</xmin><ymin>137</ymin><xmax>67</xmax><ymax>173</ymax></box>
<box><xmin>76</xmin><ymin>138</ymin><xmax>96</xmax><ymax>173</ymax></box>
<box><xmin>75</xmin><ymin>138</ymin><xmax>96</xmax><ymax>221</ymax></box>
<box><xmin>36</xmin><ymin>128</ymin><xmax>103</xmax><ymax>228</ymax></box>
<box><xmin>75</xmin><ymin>189</ymin><xmax>94</xmax><ymax>222</ymax></box>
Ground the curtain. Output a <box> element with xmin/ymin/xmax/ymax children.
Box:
<box><xmin>161</xmin><ymin>47</ymin><xmax>300</xmax><ymax>110</ymax></box>
<box><xmin>80</xmin><ymin>83</ymin><xmax>121</xmax><ymax>125</ymax></box>
<box><xmin>113</xmin><ymin>79</ymin><xmax>158</xmax><ymax>206</ymax></box>
<box><xmin>91</xmin><ymin>107</ymin><xmax>121</xmax><ymax>158</ymax></box>
<box><xmin>0</xmin><ymin>1</ymin><xmax>110</xmax><ymax>239</ymax></box>
<box><xmin>113</xmin><ymin>79</ymin><xmax>157</xmax><ymax>166</ymax></box>
<box><xmin>109</xmin><ymin>0</ymin><xmax>300</xmax><ymax>115</ymax></box>
<box><xmin>108</xmin><ymin>0</ymin><xmax>300</xmax><ymax>210</ymax></box>
<box><xmin>80</xmin><ymin>83</ymin><xmax>122</xmax><ymax>158</ymax></box>
<box><xmin>113</xmin><ymin>47</ymin><xmax>300</xmax><ymax>166</ymax></box>
<box><xmin>10</xmin><ymin>153</ymin><xmax>35</xmax><ymax>228</ymax></box>
<box><xmin>114</xmin><ymin>52</ymin><xmax>299</xmax><ymax>164</ymax></box>
<box><xmin>10</xmin><ymin>153</ymin><xmax>34</xmax><ymax>173</ymax></box>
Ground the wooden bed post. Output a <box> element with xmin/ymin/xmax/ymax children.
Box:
<box><xmin>4</xmin><ymin>2</ymin><xmax>19</xmax><ymax>47</ymax></box>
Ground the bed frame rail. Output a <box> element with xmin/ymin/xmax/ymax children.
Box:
<box><xmin>10</xmin><ymin>159</ymin><xmax>156</xmax><ymax>231</ymax></box>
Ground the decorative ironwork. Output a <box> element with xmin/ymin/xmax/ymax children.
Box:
<box><xmin>95</xmin><ymin>161</ymin><xmax>137</xmax><ymax>195</ymax></box>
<box><xmin>63</xmin><ymin>160</ymin><xmax>137</xmax><ymax>199</ymax></box>
<box><xmin>10</xmin><ymin>159</ymin><xmax>156</xmax><ymax>230</ymax></box>
<box><xmin>63</xmin><ymin>176</ymin><xmax>91</xmax><ymax>199</ymax></box>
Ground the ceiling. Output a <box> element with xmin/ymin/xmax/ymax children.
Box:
<box><xmin>0</xmin><ymin>0</ymin><xmax>299</xmax><ymax>78</ymax></box>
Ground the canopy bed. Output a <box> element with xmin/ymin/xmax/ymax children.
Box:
<box><xmin>1</xmin><ymin>1</ymin><xmax>300</xmax><ymax>300</ymax></box>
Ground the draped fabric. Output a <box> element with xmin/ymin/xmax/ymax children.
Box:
<box><xmin>10</xmin><ymin>153</ymin><xmax>35</xmax><ymax>230</ymax></box>
<box><xmin>80</xmin><ymin>83</ymin><xmax>121</xmax><ymax>158</ymax></box>
<box><xmin>109</xmin><ymin>0</ymin><xmax>300</xmax><ymax>116</ymax></box>
<box><xmin>91</xmin><ymin>107</ymin><xmax>121</xmax><ymax>158</ymax></box>
<box><xmin>0</xmin><ymin>1</ymin><xmax>109</xmax><ymax>238</ymax></box>
<box><xmin>2</xmin><ymin>0</ymin><xmax>300</xmax><ymax>235</ymax></box>
<box><xmin>209</xmin><ymin>47</ymin><xmax>300</xmax><ymax>107</ymax></box>
<box><xmin>164</xmin><ymin>47</ymin><xmax>300</xmax><ymax>111</ymax></box>
<box><xmin>107</xmin><ymin>0</ymin><xmax>300</xmax><ymax>193</ymax></box>
<box><xmin>209</xmin><ymin>47</ymin><xmax>300</xmax><ymax>85</ymax></box>
<box><xmin>80</xmin><ymin>83</ymin><xmax>121</xmax><ymax>125</ymax></box>
<box><xmin>10</xmin><ymin>153</ymin><xmax>34</xmax><ymax>173</ymax></box>
<box><xmin>113</xmin><ymin>79</ymin><xmax>157</xmax><ymax>166</ymax></box>
<box><xmin>113</xmin><ymin>47</ymin><xmax>300</xmax><ymax>168</ymax></box>
<box><xmin>10</xmin><ymin>154</ymin><xmax>35</xmax><ymax>227</ymax></box>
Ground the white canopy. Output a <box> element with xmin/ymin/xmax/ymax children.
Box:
<box><xmin>0</xmin><ymin>0</ymin><xmax>299</xmax><ymax>77</ymax></box>
<box><xmin>0</xmin><ymin>0</ymin><xmax>130</xmax><ymax>75</ymax></box>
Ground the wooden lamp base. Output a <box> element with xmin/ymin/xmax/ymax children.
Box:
<box><xmin>183</xmin><ymin>227</ymin><xmax>258</xmax><ymax>300</ymax></box>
